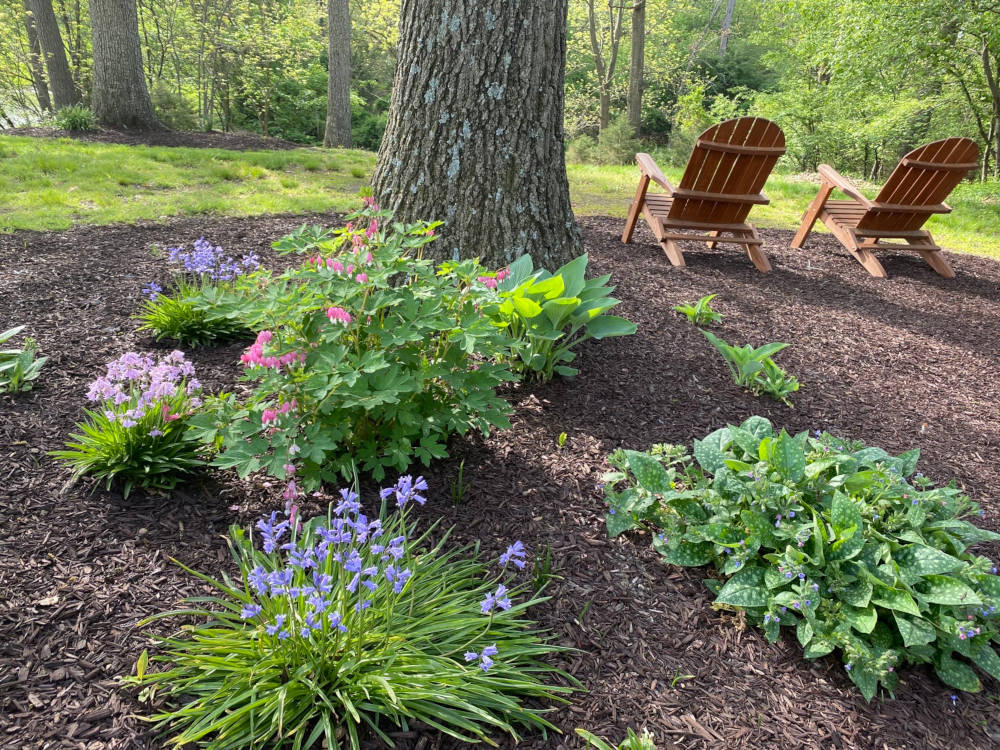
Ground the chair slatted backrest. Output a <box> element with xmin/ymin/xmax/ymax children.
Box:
<box><xmin>667</xmin><ymin>117</ymin><xmax>785</xmax><ymax>225</ymax></box>
<box><xmin>857</xmin><ymin>138</ymin><xmax>979</xmax><ymax>232</ymax></box>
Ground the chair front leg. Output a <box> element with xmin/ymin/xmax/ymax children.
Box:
<box><xmin>622</xmin><ymin>174</ymin><xmax>650</xmax><ymax>244</ymax></box>
<box><xmin>790</xmin><ymin>181</ymin><xmax>834</xmax><ymax>249</ymax></box>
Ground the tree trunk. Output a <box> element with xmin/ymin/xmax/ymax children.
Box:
<box><xmin>29</xmin><ymin>0</ymin><xmax>78</xmax><ymax>108</ymax></box>
<box><xmin>720</xmin><ymin>0</ymin><xmax>736</xmax><ymax>56</ymax></box>
<box><xmin>373</xmin><ymin>0</ymin><xmax>582</xmax><ymax>269</ymax></box>
<box><xmin>324</xmin><ymin>0</ymin><xmax>351</xmax><ymax>147</ymax></box>
<box><xmin>627</xmin><ymin>1</ymin><xmax>644</xmax><ymax>134</ymax></box>
<box><xmin>89</xmin><ymin>0</ymin><xmax>160</xmax><ymax>129</ymax></box>
<box><xmin>599</xmin><ymin>89</ymin><xmax>611</xmax><ymax>131</ymax></box>
<box><xmin>22</xmin><ymin>1</ymin><xmax>52</xmax><ymax>112</ymax></box>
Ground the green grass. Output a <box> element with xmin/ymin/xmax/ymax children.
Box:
<box><xmin>0</xmin><ymin>136</ymin><xmax>373</xmax><ymax>232</ymax></box>
<box><xmin>1</xmin><ymin>135</ymin><xmax>997</xmax><ymax>260</ymax></box>
<box><xmin>568</xmin><ymin>161</ymin><xmax>1000</xmax><ymax>260</ymax></box>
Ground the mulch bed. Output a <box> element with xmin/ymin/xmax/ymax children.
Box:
<box><xmin>3</xmin><ymin>126</ymin><xmax>303</xmax><ymax>151</ymax></box>
<box><xmin>1</xmin><ymin>213</ymin><xmax>999</xmax><ymax>750</ymax></box>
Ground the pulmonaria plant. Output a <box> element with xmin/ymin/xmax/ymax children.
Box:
<box><xmin>52</xmin><ymin>351</ymin><xmax>205</xmax><ymax>496</ymax></box>
<box><xmin>189</xmin><ymin>203</ymin><xmax>515</xmax><ymax>485</ymax></box>
<box><xmin>126</xmin><ymin>479</ymin><xmax>571</xmax><ymax>749</ymax></box>
<box><xmin>602</xmin><ymin>416</ymin><xmax>1000</xmax><ymax>701</ymax></box>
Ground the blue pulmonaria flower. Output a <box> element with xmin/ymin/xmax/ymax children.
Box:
<box><xmin>788</xmin><ymin>511</ymin><xmax>795</xmax><ymax>518</ymax></box>
<box><xmin>812</xmin><ymin>583</ymin><xmax>819</xmax><ymax>592</ymax></box>
<box><xmin>950</xmin><ymin>694</ymin><xmax>958</xmax><ymax>706</ymax></box>
<box><xmin>240</xmin><ymin>603</ymin><xmax>262</xmax><ymax>619</ymax></box>
<box><xmin>798</xmin><ymin>573</ymin><xmax>805</xmax><ymax>580</ymax></box>
<box><xmin>805</xmin><ymin>599</ymin><xmax>812</xmax><ymax>606</ymax></box>
<box><xmin>328</xmin><ymin>611</ymin><xmax>347</xmax><ymax>632</ymax></box>
<box><xmin>265</xmin><ymin>614</ymin><xmax>287</xmax><ymax>635</ymax></box>
<box><xmin>813</xmin><ymin>429</ymin><xmax>821</xmax><ymax>438</ymax></box>
<box><xmin>248</xmin><ymin>566</ymin><xmax>269</xmax><ymax>594</ymax></box>
<box><xmin>499</xmin><ymin>540</ymin><xmax>527</xmax><ymax>570</ymax></box>
<box><xmin>784</xmin><ymin>572</ymin><xmax>794</xmax><ymax>579</ymax></box>
<box><xmin>845</xmin><ymin>664</ymin><xmax>852</xmax><ymax>671</ymax></box>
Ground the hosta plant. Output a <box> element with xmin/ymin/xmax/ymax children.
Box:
<box><xmin>672</xmin><ymin>293</ymin><xmax>722</xmax><ymax>326</ymax></box>
<box><xmin>188</xmin><ymin>204</ymin><xmax>514</xmax><ymax>486</ymax></box>
<box><xmin>576</xmin><ymin>727</ymin><xmax>657</xmax><ymax>750</ymax></box>
<box><xmin>701</xmin><ymin>329</ymin><xmax>799</xmax><ymax>405</ymax></box>
<box><xmin>0</xmin><ymin>325</ymin><xmax>48</xmax><ymax>393</ymax></box>
<box><xmin>125</xmin><ymin>478</ymin><xmax>572</xmax><ymax>748</ymax></box>
<box><xmin>602</xmin><ymin>417</ymin><xmax>1000</xmax><ymax>700</ymax></box>
<box><xmin>487</xmin><ymin>253</ymin><xmax>636</xmax><ymax>381</ymax></box>
<box><xmin>51</xmin><ymin>351</ymin><xmax>205</xmax><ymax>497</ymax></box>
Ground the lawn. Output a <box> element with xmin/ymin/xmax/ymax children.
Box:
<box><xmin>3</xmin><ymin>134</ymin><xmax>998</xmax><ymax>261</ymax></box>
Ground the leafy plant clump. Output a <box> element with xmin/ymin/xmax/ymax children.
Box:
<box><xmin>603</xmin><ymin>417</ymin><xmax>1000</xmax><ymax>700</ymax></box>
<box><xmin>53</xmin><ymin>104</ymin><xmax>95</xmax><ymax>131</ymax></box>
<box><xmin>136</xmin><ymin>238</ymin><xmax>258</xmax><ymax>345</ymax></box>
<box><xmin>126</xmin><ymin>479</ymin><xmax>572</xmax><ymax>749</ymax></box>
<box><xmin>673</xmin><ymin>293</ymin><xmax>722</xmax><ymax>326</ymax></box>
<box><xmin>52</xmin><ymin>351</ymin><xmax>205</xmax><ymax>497</ymax></box>
<box><xmin>576</xmin><ymin>727</ymin><xmax>657</xmax><ymax>750</ymax></box>
<box><xmin>488</xmin><ymin>253</ymin><xmax>636</xmax><ymax>382</ymax></box>
<box><xmin>701</xmin><ymin>329</ymin><xmax>799</xmax><ymax>405</ymax></box>
<box><xmin>189</xmin><ymin>203</ymin><xmax>515</xmax><ymax>485</ymax></box>
<box><xmin>0</xmin><ymin>325</ymin><xmax>48</xmax><ymax>393</ymax></box>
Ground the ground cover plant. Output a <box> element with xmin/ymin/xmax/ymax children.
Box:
<box><xmin>52</xmin><ymin>350</ymin><xmax>206</xmax><ymax>497</ymax></box>
<box><xmin>576</xmin><ymin>726</ymin><xmax>657</xmax><ymax>750</ymax></box>
<box><xmin>701</xmin><ymin>330</ymin><xmax>800</xmax><ymax>405</ymax></box>
<box><xmin>127</xmin><ymin>478</ymin><xmax>572</xmax><ymax>748</ymax></box>
<box><xmin>0</xmin><ymin>325</ymin><xmax>47</xmax><ymax>393</ymax></box>
<box><xmin>136</xmin><ymin>238</ymin><xmax>258</xmax><ymax>345</ymax></box>
<box><xmin>189</xmin><ymin>204</ymin><xmax>515</xmax><ymax>485</ymax></box>
<box><xmin>672</xmin><ymin>294</ymin><xmax>722</xmax><ymax>326</ymax></box>
<box><xmin>603</xmin><ymin>417</ymin><xmax>1000</xmax><ymax>701</ymax></box>
<box><xmin>489</xmin><ymin>253</ymin><xmax>636</xmax><ymax>382</ymax></box>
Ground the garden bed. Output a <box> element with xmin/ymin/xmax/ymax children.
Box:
<box><xmin>1</xmin><ymin>214</ymin><xmax>998</xmax><ymax>749</ymax></box>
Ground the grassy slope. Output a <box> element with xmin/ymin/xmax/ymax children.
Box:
<box><xmin>1</xmin><ymin>135</ymin><xmax>997</xmax><ymax>259</ymax></box>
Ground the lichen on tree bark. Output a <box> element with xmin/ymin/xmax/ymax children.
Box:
<box><xmin>373</xmin><ymin>0</ymin><xmax>582</xmax><ymax>269</ymax></box>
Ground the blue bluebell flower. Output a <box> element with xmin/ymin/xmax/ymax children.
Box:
<box><xmin>499</xmin><ymin>540</ymin><xmax>527</xmax><ymax>570</ymax></box>
<box><xmin>240</xmin><ymin>603</ymin><xmax>261</xmax><ymax>619</ymax></box>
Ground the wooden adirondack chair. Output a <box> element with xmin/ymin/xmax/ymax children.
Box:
<box><xmin>621</xmin><ymin>117</ymin><xmax>785</xmax><ymax>272</ymax></box>
<box><xmin>790</xmin><ymin>138</ymin><xmax>979</xmax><ymax>278</ymax></box>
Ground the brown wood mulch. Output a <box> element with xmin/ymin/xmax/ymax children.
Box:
<box><xmin>1</xmin><ymin>214</ymin><xmax>999</xmax><ymax>750</ymax></box>
<box><xmin>2</xmin><ymin>126</ymin><xmax>302</xmax><ymax>151</ymax></box>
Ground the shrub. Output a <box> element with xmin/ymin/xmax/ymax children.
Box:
<box><xmin>150</xmin><ymin>83</ymin><xmax>197</xmax><ymax>130</ymax></box>
<box><xmin>51</xmin><ymin>351</ymin><xmax>205</xmax><ymax>497</ymax></box>
<box><xmin>701</xmin><ymin>329</ymin><xmax>799</xmax><ymax>405</ymax></box>
<box><xmin>673</xmin><ymin>294</ymin><xmax>722</xmax><ymax>326</ymax></box>
<box><xmin>602</xmin><ymin>417</ymin><xmax>1000</xmax><ymax>700</ymax></box>
<box><xmin>188</xmin><ymin>205</ymin><xmax>514</xmax><ymax>486</ymax></box>
<box><xmin>54</xmin><ymin>105</ymin><xmax>95</xmax><ymax>131</ymax></box>
<box><xmin>125</xmin><ymin>479</ymin><xmax>572</xmax><ymax>748</ymax></box>
<box><xmin>593</xmin><ymin>115</ymin><xmax>641</xmax><ymax>165</ymax></box>
<box><xmin>577</xmin><ymin>727</ymin><xmax>657</xmax><ymax>750</ymax></box>
<box><xmin>0</xmin><ymin>325</ymin><xmax>47</xmax><ymax>393</ymax></box>
<box><xmin>566</xmin><ymin>134</ymin><xmax>599</xmax><ymax>164</ymax></box>
<box><xmin>487</xmin><ymin>253</ymin><xmax>637</xmax><ymax>382</ymax></box>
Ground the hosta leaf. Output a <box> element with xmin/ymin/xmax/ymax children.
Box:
<box><xmin>892</xmin><ymin>613</ymin><xmax>937</xmax><ymax>648</ymax></box>
<box><xmin>870</xmin><ymin>587</ymin><xmax>922</xmax><ymax>617</ymax></box>
<box><xmin>624</xmin><ymin>450</ymin><xmax>672</xmax><ymax>493</ymax></box>
<box><xmin>716</xmin><ymin>567</ymin><xmax>768</xmax><ymax>608</ymax></box>
<box><xmin>894</xmin><ymin>544</ymin><xmax>964</xmax><ymax>582</ymax></box>
<box><xmin>585</xmin><ymin>315</ymin><xmax>637</xmax><ymax>339</ymax></box>
<box><xmin>934</xmin><ymin>653</ymin><xmax>981</xmax><ymax>693</ymax></box>
<box><xmin>511</xmin><ymin>296</ymin><xmax>542</xmax><ymax>318</ymax></box>
<box><xmin>915</xmin><ymin>575</ymin><xmax>981</xmax><ymax>606</ymax></box>
<box><xmin>693</xmin><ymin>428</ymin><xmax>731</xmax><ymax>474</ymax></box>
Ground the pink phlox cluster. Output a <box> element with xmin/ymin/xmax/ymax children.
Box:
<box><xmin>326</xmin><ymin>306</ymin><xmax>352</xmax><ymax>324</ymax></box>
<box><xmin>241</xmin><ymin>330</ymin><xmax>305</xmax><ymax>371</ymax></box>
<box><xmin>85</xmin><ymin>350</ymin><xmax>201</xmax><ymax>427</ymax></box>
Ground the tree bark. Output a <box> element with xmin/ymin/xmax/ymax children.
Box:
<box><xmin>324</xmin><ymin>0</ymin><xmax>352</xmax><ymax>147</ymax></box>
<box><xmin>627</xmin><ymin>1</ymin><xmax>644</xmax><ymax>133</ymax></box>
<box><xmin>373</xmin><ymin>0</ymin><xmax>582</xmax><ymax>269</ymax></box>
<box><xmin>89</xmin><ymin>0</ymin><xmax>160</xmax><ymax>129</ymax></box>
<box><xmin>720</xmin><ymin>0</ymin><xmax>736</xmax><ymax>56</ymax></box>
<box><xmin>22</xmin><ymin>0</ymin><xmax>52</xmax><ymax>112</ymax></box>
<box><xmin>28</xmin><ymin>0</ymin><xmax>78</xmax><ymax>108</ymax></box>
<box><xmin>586</xmin><ymin>0</ymin><xmax>627</xmax><ymax>132</ymax></box>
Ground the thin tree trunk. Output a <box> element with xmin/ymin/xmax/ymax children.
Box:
<box><xmin>720</xmin><ymin>0</ymin><xmax>736</xmax><ymax>55</ymax></box>
<box><xmin>22</xmin><ymin>0</ymin><xmax>51</xmax><ymax>112</ymax></box>
<box><xmin>29</xmin><ymin>0</ymin><xmax>78</xmax><ymax>108</ymax></box>
<box><xmin>586</xmin><ymin>0</ymin><xmax>627</xmax><ymax>132</ymax></box>
<box><xmin>373</xmin><ymin>0</ymin><xmax>582</xmax><ymax>268</ymax></box>
<box><xmin>627</xmin><ymin>0</ymin><xmax>644</xmax><ymax>134</ymax></box>
<box><xmin>89</xmin><ymin>0</ymin><xmax>160</xmax><ymax>129</ymax></box>
<box><xmin>324</xmin><ymin>0</ymin><xmax>351</xmax><ymax>147</ymax></box>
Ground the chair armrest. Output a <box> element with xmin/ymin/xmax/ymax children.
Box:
<box><xmin>817</xmin><ymin>164</ymin><xmax>872</xmax><ymax>208</ymax></box>
<box><xmin>636</xmin><ymin>153</ymin><xmax>674</xmax><ymax>193</ymax></box>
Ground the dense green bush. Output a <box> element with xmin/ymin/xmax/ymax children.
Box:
<box><xmin>189</xmin><ymin>205</ymin><xmax>515</xmax><ymax>486</ymax></box>
<box><xmin>53</xmin><ymin>105</ymin><xmax>95</xmax><ymax>131</ymax></box>
<box><xmin>125</xmin><ymin>481</ymin><xmax>571</xmax><ymax>748</ymax></box>
<box><xmin>603</xmin><ymin>417</ymin><xmax>1000</xmax><ymax>700</ymax></box>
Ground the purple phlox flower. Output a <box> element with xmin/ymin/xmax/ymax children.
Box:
<box><xmin>248</xmin><ymin>566</ymin><xmax>269</xmax><ymax>595</ymax></box>
<box><xmin>335</xmin><ymin>488</ymin><xmax>361</xmax><ymax>516</ymax></box>
<box><xmin>240</xmin><ymin>603</ymin><xmax>262</xmax><ymax>619</ymax></box>
<box><xmin>499</xmin><ymin>540</ymin><xmax>527</xmax><ymax>570</ymax></box>
<box><xmin>265</xmin><ymin>614</ymin><xmax>287</xmax><ymax>635</ymax></box>
<box><xmin>328</xmin><ymin>611</ymin><xmax>347</xmax><ymax>632</ymax></box>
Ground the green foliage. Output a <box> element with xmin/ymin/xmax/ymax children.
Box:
<box><xmin>576</xmin><ymin>727</ymin><xmax>658</xmax><ymax>750</ymax></box>
<box><xmin>603</xmin><ymin>417</ymin><xmax>1000</xmax><ymax>701</ymax></box>
<box><xmin>673</xmin><ymin>293</ymin><xmax>722</xmax><ymax>326</ymax></box>
<box><xmin>53</xmin><ymin>105</ymin><xmax>95</xmax><ymax>131</ymax></box>
<box><xmin>0</xmin><ymin>326</ymin><xmax>47</xmax><ymax>393</ymax></box>
<box><xmin>150</xmin><ymin>83</ymin><xmax>198</xmax><ymax>131</ymax></box>
<box><xmin>136</xmin><ymin>280</ymin><xmax>249</xmax><ymax>346</ymax></box>
<box><xmin>125</xmin><ymin>493</ymin><xmax>572</xmax><ymax>748</ymax></box>
<box><xmin>566</xmin><ymin>134</ymin><xmax>600</xmax><ymax>164</ymax></box>
<box><xmin>188</xmin><ymin>207</ymin><xmax>515</xmax><ymax>485</ymax></box>
<box><xmin>532</xmin><ymin>543</ymin><xmax>555</xmax><ymax>594</ymax></box>
<box><xmin>701</xmin><ymin>329</ymin><xmax>799</xmax><ymax>405</ymax></box>
<box><xmin>489</xmin><ymin>253</ymin><xmax>636</xmax><ymax>382</ymax></box>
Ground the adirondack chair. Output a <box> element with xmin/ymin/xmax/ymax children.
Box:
<box><xmin>790</xmin><ymin>138</ymin><xmax>979</xmax><ymax>278</ymax></box>
<box><xmin>621</xmin><ymin>117</ymin><xmax>785</xmax><ymax>272</ymax></box>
